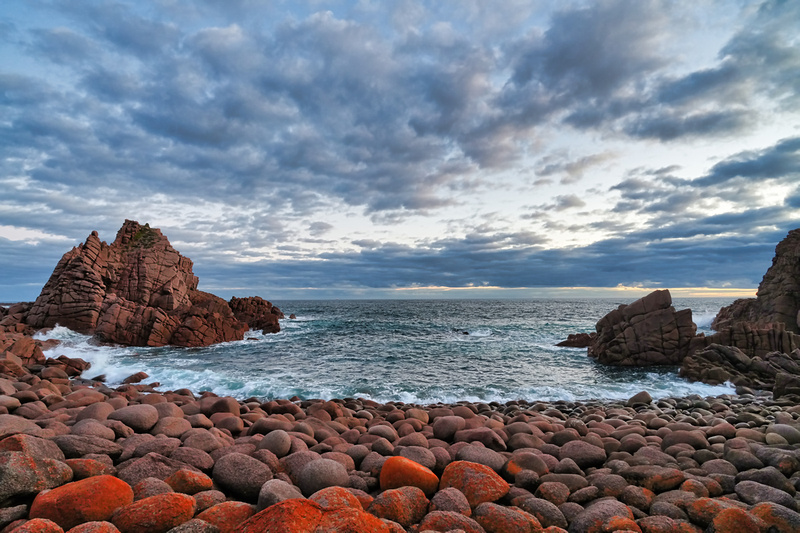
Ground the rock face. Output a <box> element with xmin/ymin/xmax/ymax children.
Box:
<box><xmin>679</xmin><ymin>343</ymin><xmax>800</xmax><ymax>397</ymax></box>
<box><xmin>712</xmin><ymin>228</ymin><xmax>800</xmax><ymax>334</ymax></box>
<box><xmin>25</xmin><ymin>220</ymin><xmax>278</xmax><ymax>347</ymax></box>
<box><xmin>588</xmin><ymin>290</ymin><xmax>697</xmax><ymax>366</ymax></box>
<box><xmin>229</xmin><ymin>297</ymin><xmax>283</xmax><ymax>334</ymax></box>
<box><xmin>690</xmin><ymin>320</ymin><xmax>800</xmax><ymax>360</ymax></box>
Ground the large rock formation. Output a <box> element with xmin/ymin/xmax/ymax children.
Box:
<box><xmin>588</xmin><ymin>289</ymin><xmax>697</xmax><ymax>366</ymax></box>
<box><xmin>689</xmin><ymin>321</ymin><xmax>800</xmax><ymax>360</ymax></box>
<box><xmin>24</xmin><ymin>220</ymin><xmax>278</xmax><ymax>347</ymax></box>
<box><xmin>712</xmin><ymin>228</ymin><xmax>800</xmax><ymax>333</ymax></box>
<box><xmin>229</xmin><ymin>297</ymin><xmax>283</xmax><ymax>334</ymax></box>
<box><xmin>679</xmin><ymin>343</ymin><xmax>800</xmax><ymax>396</ymax></box>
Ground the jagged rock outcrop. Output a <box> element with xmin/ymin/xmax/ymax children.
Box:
<box><xmin>680</xmin><ymin>343</ymin><xmax>800</xmax><ymax>398</ymax></box>
<box><xmin>556</xmin><ymin>333</ymin><xmax>596</xmax><ymax>348</ymax></box>
<box><xmin>689</xmin><ymin>321</ymin><xmax>800</xmax><ymax>360</ymax></box>
<box><xmin>23</xmin><ymin>220</ymin><xmax>274</xmax><ymax>347</ymax></box>
<box><xmin>229</xmin><ymin>297</ymin><xmax>283</xmax><ymax>334</ymax></box>
<box><xmin>588</xmin><ymin>289</ymin><xmax>697</xmax><ymax>366</ymax></box>
<box><xmin>712</xmin><ymin>228</ymin><xmax>800</xmax><ymax>333</ymax></box>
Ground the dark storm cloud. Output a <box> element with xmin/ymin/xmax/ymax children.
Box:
<box><xmin>695</xmin><ymin>136</ymin><xmax>800</xmax><ymax>186</ymax></box>
<box><xmin>4</xmin><ymin>0</ymin><xmax>796</xmax><ymax>220</ymax></box>
<box><xmin>624</xmin><ymin>110</ymin><xmax>752</xmax><ymax>142</ymax></box>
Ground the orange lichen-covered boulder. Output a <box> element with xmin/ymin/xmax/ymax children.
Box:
<box><xmin>310</xmin><ymin>486</ymin><xmax>364</xmax><ymax>510</ymax></box>
<box><xmin>238</xmin><ymin>499</ymin><xmax>325</xmax><ymax>533</ymax></box>
<box><xmin>379</xmin><ymin>456</ymin><xmax>439</xmax><ymax>496</ymax></box>
<box><xmin>367</xmin><ymin>486</ymin><xmax>429</xmax><ymax>527</ymax></box>
<box><xmin>238</xmin><ymin>498</ymin><xmax>390</xmax><ymax>533</ymax></box>
<box><xmin>684</xmin><ymin>497</ymin><xmax>740</xmax><ymax>528</ymax></box>
<box><xmin>417</xmin><ymin>510</ymin><xmax>486</xmax><ymax>533</ymax></box>
<box><xmin>316</xmin><ymin>506</ymin><xmax>390</xmax><ymax>533</ymax></box>
<box><xmin>473</xmin><ymin>502</ymin><xmax>542</xmax><ymax>532</ymax></box>
<box><xmin>164</xmin><ymin>469</ymin><xmax>213</xmax><ymax>495</ymax></box>
<box><xmin>750</xmin><ymin>502</ymin><xmax>800</xmax><ymax>532</ymax></box>
<box><xmin>64</xmin><ymin>459</ymin><xmax>116</xmax><ymax>480</ymax></box>
<box><xmin>29</xmin><ymin>475</ymin><xmax>134</xmax><ymax>530</ymax></box>
<box><xmin>110</xmin><ymin>492</ymin><xmax>196</xmax><ymax>533</ymax></box>
<box><xmin>709</xmin><ymin>507</ymin><xmax>765</xmax><ymax>533</ymax></box>
<box><xmin>66</xmin><ymin>522</ymin><xmax>121</xmax><ymax>533</ymax></box>
<box><xmin>6</xmin><ymin>518</ymin><xmax>64</xmax><ymax>532</ymax></box>
<box><xmin>195</xmin><ymin>501</ymin><xmax>256</xmax><ymax>533</ymax></box>
<box><xmin>439</xmin><ymin>461</ymin><xmax>510</xmax><ymax>508</ymax></box>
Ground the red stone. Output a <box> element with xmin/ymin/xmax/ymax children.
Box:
<box><xmin>367</xmin><ymin>486</ymin><xmax>428</xmax><ymax>527</ymax></box>
<box><xmin>310</xmin><ymin>486</ymin><xmax>364</xmax><ymax>510</ymax></box>
<box><xmin>64</xmin><ymin>459</ymin><xmax>116</xmax><ymax>480</ymax></box>
<box><xmin>64</xmin><ymin>522</ymin><xmax>121</xmax><ymax>533</ymax></box>
<box><xmin>709</xmin><ymin>507</ymin><xmax>763</xmax><ymax>533</ymax></box>
<box><xmin>25</xmin><ymin>220</ymin><xmax>253</xmax><ymax>348</ymax></box>
<box><xmin>473</xmin><ymin>502</ymin><xmax>542</xmax><ymax>532</ymax></box>
<box><xmin>110</xmin><ymin>492</ymin><xmax>196</xmax><ymax>533</ymax></box>
<box><xmin>4</xmin><ymin>518</ymin><xmax>64</xmax><ymax>532</ymax></box>
<box><xmin>439</xmin><ymin>460</ymin><xmax>510</xmax><ymax>508</ymax></box>
<box><xmin>195</xmin><ymin>501</ymin><xmax>256</xmax><ymax>533</ymax></box>
<box><xmin>29</xmin><ymin>475</ymin><xmax>133</xmax><ymax>530</ymax></box>
<box><xmin>164</xmin><ymin>469</ymin><xmax>213</xmax><ymax>494</ymax></box>
<box><xmin>238</xmin><ymin>499</ymin><xmax>325</xmax><ymax>533</ymax></box>
<box><xmin>379</xmin><ymin>455</ymin><xmax>439</xmax><ymax>496</ymax></box>
<box><xmin>418</xmin><ymin>510</ymin><xmax>486</xmax><ymax>533</ymax></box>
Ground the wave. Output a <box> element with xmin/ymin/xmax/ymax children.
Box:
<box><xmin>31</xmin><ymin>299</ymin><xmax>739</xmax><ymax>404</ymax></box>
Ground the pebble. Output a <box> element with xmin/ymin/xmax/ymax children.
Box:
<box><xmin>5</xmin><ymin>363</ymin><xmax>800</xmax><ymax>532</ymax></box>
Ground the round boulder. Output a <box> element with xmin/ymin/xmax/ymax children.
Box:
<box><xmin>297</xmin><ymin>458</ymin><xmax>349</xmax><ymax>497</ymax></box>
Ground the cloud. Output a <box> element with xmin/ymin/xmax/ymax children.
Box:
<box><xmin>1</xmin><ymin>1</ymin><xmax>799</xmax><ymax>301</ymax></box>
<box><xmin>695</xmin><ymin>136</ymin><xmax>800</xmax><ymax>186</ymax></box>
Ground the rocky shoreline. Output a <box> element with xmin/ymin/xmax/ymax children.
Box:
<box><xmin>2</xmin><ymin>223</ymin><xmax>800</xmax><ymax>531</ymax></box>
<box><xmin>2</xmin><ymin>365</ymin><xmax>800</xmax><ymax>533</ymax></box>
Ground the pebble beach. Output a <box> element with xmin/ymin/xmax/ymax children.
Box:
<box><xmin>3</xmin><ymin>367</ymin><xmax>800</xmax><ymax>533</ymax></box>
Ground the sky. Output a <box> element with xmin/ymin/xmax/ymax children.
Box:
<box><xmin>1</xmin><ymin>0</ymin><xmax>799</xmax><ymax>302</ymax></box>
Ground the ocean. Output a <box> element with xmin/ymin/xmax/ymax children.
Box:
<box><xmin>36</xmin><ymin>298</ymin><xmax>737</xmax><ymax>404</ymax></box>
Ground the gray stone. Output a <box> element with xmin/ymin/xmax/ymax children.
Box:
<box><xmin>212</xmin><ymin>452</ymin><xmax>272</xmax><ymax>502</ymax></box>
<box><xmin>297</xmin><ymin>458</ymin><xmax>349</xmax><ymax>497</ymax></box>
<box><xmin>257</xmin><ymin>479</ymin><xmax>304</xmax><ymax>511</ymax></box>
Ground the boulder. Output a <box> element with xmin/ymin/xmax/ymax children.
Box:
<box><xmin>588</xmin><ymin>289</ymin><xmax>697</xmax><ymax>366</ymax></box>
<box><xmin>228</xmin><ymin>296</ymin><xmax>282</xmax><ymax>334</ymax></box>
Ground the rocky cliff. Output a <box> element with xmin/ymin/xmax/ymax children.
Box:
<box><xmin>25</xmin><ymin>220</ymin><xmax>279</xmax><ymax>347</ymax></box>
<box><xmin>712</xmin><ymin>228</ymin><xmax>800</xmax><ymax>333</ymax></box>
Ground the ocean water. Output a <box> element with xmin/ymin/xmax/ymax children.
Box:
<box><xmin>36</xmin><ymin>298</ymin><xmax>736</xmax><ymax>404</ymax></box>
